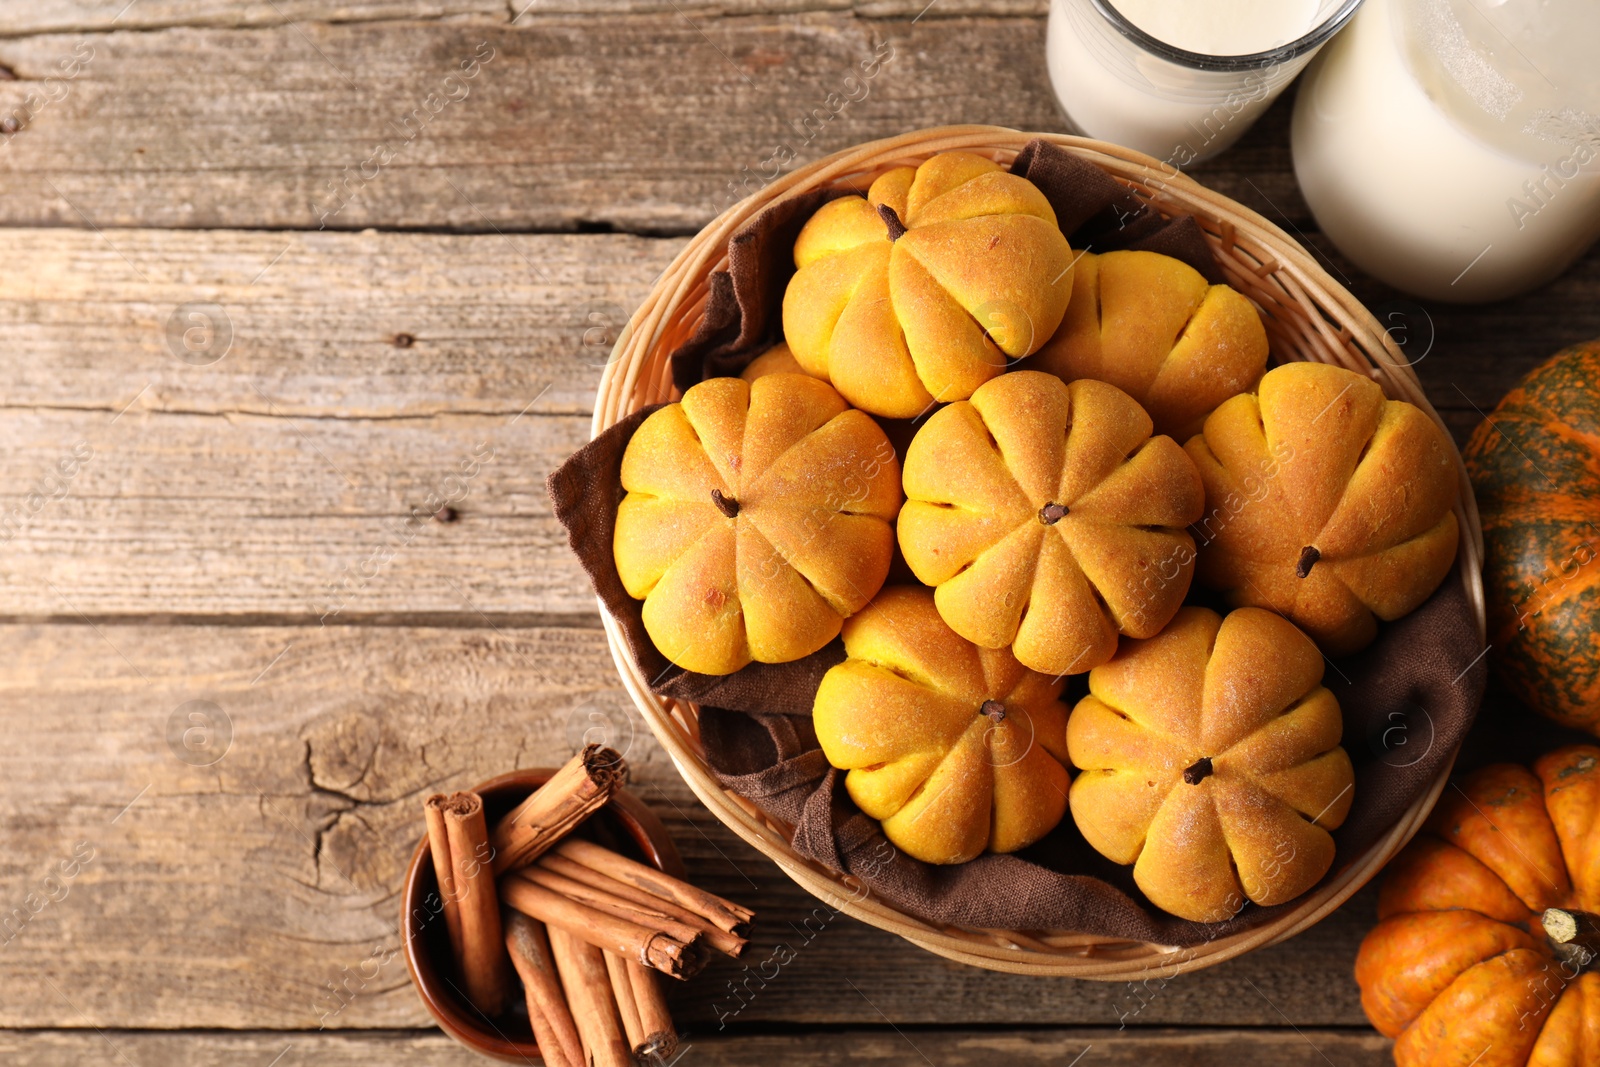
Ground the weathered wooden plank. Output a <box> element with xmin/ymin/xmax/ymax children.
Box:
<box><xmin>0</xmin><ymin>228</ymin><xmax>678</xmax><ymax>418</ymax></box>
<box><xmin>0</xmin><ymin>228</ymin><xmax>683</xmax><ymax>619</ymax></box>
<box><xmin>0</xmin><ymin>404</ymin><xmax>598</xmax><ymax>618</ymax></box>
<box><xmin>0</xmin><ymin>622</ymin><xmax>1377</xmax><ymax>1028</ymax></box>
<box><xmin>0</xmin><ymin>1027</ymin><xmax>1391</xmax><ymax>1064</ymax></box>
<box><xmin>715</xmin><ymin>880</ymin><xmax>1381</xmax><ymax>1029</ymax></box>
<box><xmin>545</xmin><ymin>0</ymin><xmax>1053</xmax><ymax>14</ymax></box>
<box><xmin>0</xmin><ymin>0</ymin><xmax>1050</xmax><ymax>36</ymax></box>
<box><xmin>0</xmin><ymin>15</ymin><xmax>1061</xmax><ymax>232</ymax></box>
<box><xmin>0</xmin><ymin>0</ymin><xmax>502</xmax><ymax>37</ymax></box>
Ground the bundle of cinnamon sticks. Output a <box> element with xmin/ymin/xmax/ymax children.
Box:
<box><xmin>421</xmin><ymin>744</ymin><xmax>755</xmax><ymax>1066</ymax></box>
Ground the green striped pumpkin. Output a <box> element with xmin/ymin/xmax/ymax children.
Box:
<box><xmin>1464</xmin><ymin>342</ymin><xmax>1600</xmax><ymax>735</ymax></box>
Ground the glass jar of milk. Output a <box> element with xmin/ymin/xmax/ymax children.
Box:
<box><xmin>1047</xmin><ymin>0</ymin><xmax>1365</xmax><ymax>167</ymax></box>
<box><xmin>1293</xmin><ymin>0</ymin><xmax>1600</xmax><ymax>303</ymax></box>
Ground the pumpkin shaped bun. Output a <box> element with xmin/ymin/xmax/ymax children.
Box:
<box><xmin>739</xmin><ymin>341</ymin><xmax>805</xmax><ymax>381</ymax></box>
<box><xmin>813</xmin><ymin>587</ymin><xmax>1070</xmax><ymax>865</ymax></box>
<box><xmin>1067</xmin><ymin>606</ymin><xmax>1355</xmax><ymax>923</ymax></box>
<box><xmin>614</xmin><ymin>374</ymin><xmax>901</xmax><ymax>675</ymax></box>
<box><xmin>1186</xmin><ymin>362</ymin><xmax>1459</xmax><ymax>657</ymax></box>
<box><xmin>1356</xmin><ymin>746</ymin><xmax>1600</xmax><ymax>1067</ymax></box>
<box><xmin>898</xmin><ymin>370</ymin><xmax>1205</xmax><ymax>677</ymax></box>
<box><xmin>1029</xmin><ymin>250</ymin><xmax>1269</xmax><ymax>440</ymax></box>
<box><xmin>782</xmin><ymin>151</ymin><xmax>1075</xmax><ymax>418</ymax></box>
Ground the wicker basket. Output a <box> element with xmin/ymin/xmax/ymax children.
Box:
<box><xmin>592</xmin><ymin>125</ymin><xmax>1487</xmax><ymax>979</ymax></box>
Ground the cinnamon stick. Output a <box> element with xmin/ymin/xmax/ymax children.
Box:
<box><xmin>499</xmin><ymin>872</ymin><xmax>705</xmax><ymax>979</ymax></box>
<box><xmin>492</xmin><ymin>745</ymin><xmax>628</xmax><ymax>874</ymax></box>
<box><xmin>429</xmin><ymin>792</ymin><xmax>510</xmax><ymax>1016</ymax></box>
<box><xmin>423</xmin><ymin>795</ymin><xmax>464</xmax><ymax>950</ymax></box>
<box><xmin>539</xmin><ymin>852</ymin><xmax>748</xmax><ymax>957</ymax></box>
<box><xmin>516</xmin><ymin>866</ymin><xmax>707</xmax><ymax>950</ymax></box>
<box><xmin>626</xmin><ymin>957</ymin><xmax>678</xmax><ymax>1059</ymax></box>
<box><xmin>527</xmin><ymin>1005</ymin><xmax>567</xmax><ymax>1067</ymax></box>
<box><xmin>555</xmin><ymin>838</ymin><xmax>754</xmax><ymax>935</ymax></box>
<box><xmin>503</xmin><ymin>912</ymin><xmax>584</xmax><ymax>1067</ymax></box>
<box><xmin>547</xmin><ymin>924</ymin><xmax>633</xmax><ymax>1067</ymax></box>
<box><xmin>604</xmin><ymin>951</ymin><xmax>644</xmax><ymax>1050</ymax></box>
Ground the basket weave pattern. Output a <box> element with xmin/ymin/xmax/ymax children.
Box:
<box><xmin>593</xmin><ymin>126</ymin><xmax>1487</xmax><ymax>979</ymax></box>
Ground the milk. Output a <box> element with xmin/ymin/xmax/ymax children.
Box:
<box><xmin>1112</xmin><ymin>0</ymin><xmax>1321</xmax><ymax>56</ymax></box>
<box><xmin>1046</xmin><ymin>0</ymin><xmax>1337</xmax><ymax>166</ymax></box>
<box><xmin>1292</xmin><ymin>0</ymin><xmax>1600</xmax><ymax>302</ymax></box>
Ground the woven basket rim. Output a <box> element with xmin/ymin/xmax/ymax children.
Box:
<box><xmin>591</xmin><ymin>125</ymin><xmax>1487</xmax><ymax>980</ymax></box>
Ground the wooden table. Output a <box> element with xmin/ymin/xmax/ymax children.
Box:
<box><xmin>0</xmin><ymin>3</ymin><xmax>1593</xmax><ymax>1063</ymax></box>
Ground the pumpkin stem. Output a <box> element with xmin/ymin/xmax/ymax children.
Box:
<box><xmin>1182</xmin><ymin>757</ymin><xmax>1214</xmax><ymax>785</ymax></box>
<box><xmin>877</xmin><ymin>203</ymin><xmax>908</xmax><ymax>242</ymax></box>
<box><xmin>1543</xmin><ymin>908</ymin><xmax>1600</xmax><ymax>972</ymax></box>
<box><xmin>1039</xmin><ymin>502</ymin><xmax>1069</xmax><ymax>525</ymax></box>
<box><xmin>710</xmin><ymin>488</ymin><xmax>739</xmax><ymax>518</ymax></box>
<box><xmin>1296</xmin><ymin>546</ymin><xmax>1321</xmax><ymax>578</ymax></box>
<box><xmin>979</xmin><ymin>700</ymin><xmax>1007</xmax><ymax>723</ymax></box>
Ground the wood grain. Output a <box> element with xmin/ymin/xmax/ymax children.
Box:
<box><xmin>0</xmin><ymin>1027</ymin><xmax>1391</xmax><ymax>1064</ymax></box>
<box><xmin>0</xmin><ymin>0</ymin><xmax>1050</xmax><ymax>36</ymax></box>
<box><xmin>0</xmin><ymin>0</ymin><xmax>502</xmax><ymax>36</ymax></box>
<box><xmin>0</xmin><ymin>620</ymin><xmax>1377</xmax><ymax>1029</ymax></box>
<box><xmin>0</xmin><ymin>401</ymin><xmax>598</xmax><ymax>619</ymax></box>
<box><xmin>0</xmin><ymin>228</ymin><xmax>677</xmax><ymax>418</ymax></box>
<box><xmin>0</xmin><ymin>14</ymin><xmax>1066</xmax><ymax>232</ymax></box>
<box><xmin>0</xmin><ymin>228</ymin><xmax>682</xmax><ymax>620</ymax></box>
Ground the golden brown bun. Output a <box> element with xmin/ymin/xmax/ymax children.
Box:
<box><xmin>813</xmin><ymin>586</ymin><xmax>1069</xmax><ymax>864</ymax></box>
<box><xmin>1185</xmin><ymin>361</ymin><xmax>1460</xmax><ymax>657</ymax></box>
<box><xmin>1029</xmin><ymin>250</ymin><xmax>1268</xmax><ymax>440</ymax></box>
<box><xmin>1067</xmin><ymin>606</ymin><xmax>1355</xmax><ymax>922</ymax></box>
<box><xmin>898</xmin><ymin>370</ymin><xmax>1204</xmax><ymax>676</ymax></box>
<box><xmin>782</xmin><ymin>152</ymin><xmax>1075</xmax><ymax>419</ymax></box>
<box><xmin>739</xmin><ymin>342</ymin><xmax>806</xmax><ymax>381</ymax></box>
<box><xmin>614</xmin><ymin>373</ymin><xmax>902</xmax><ymax>675</ymax></box>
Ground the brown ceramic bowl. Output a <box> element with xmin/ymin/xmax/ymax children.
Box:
<box><xmin>401</xmin><ymin>768</ymin><xmax>685</xmax><ymax>1063</ymax></box>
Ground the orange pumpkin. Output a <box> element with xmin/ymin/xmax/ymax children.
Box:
<box><xmin>1354</xmin><ymin>745</ymin><xmax>1600</xmax><ymax>1066</ymax></box>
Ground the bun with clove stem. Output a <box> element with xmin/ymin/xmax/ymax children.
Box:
<box><xmin>1184</xmin><ymin>362</ymin><xmax>1458</xmax><ymax>656</ymax></box>
<box><xmin>782</xmin><ymin>151</ymin><xmax>1075</xmax><ymax>418</ymax></box>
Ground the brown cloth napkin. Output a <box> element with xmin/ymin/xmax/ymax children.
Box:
<box><xmin>548</xmin><ymin>141</ymin><xmax>1486</xmax><ymax>946</ymax></box>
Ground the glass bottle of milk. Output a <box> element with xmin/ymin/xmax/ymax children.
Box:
<box><xmin>1293</xmin><ymin>0</ymin><xmax>1600</xmax><ymax>303</ymax></box>
<box><xmin>1046</xmin><ymin>0</ymin><xmax>1365</xmax><ymax>167</ymax></box>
